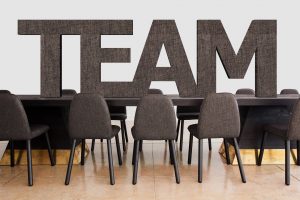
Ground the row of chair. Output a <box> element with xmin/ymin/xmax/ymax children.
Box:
<box><xmin>56</xmin><ymin>87</ymin><xmax>300</xmax><ymax>186</ymax></box>
<box><xmin>1</xmin><ymin>88</ymin><xmax>299</xmax><ymax>186</ymax></box>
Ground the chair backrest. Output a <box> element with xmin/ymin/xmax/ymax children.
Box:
<box><xmin>0</xmin><ymin>93</ymin><xmax>31</xmax><ymax>140</ymax></box>
<box><xmin>287</xmin><ymin>99</ymin><xmax>300</xmax><ymax>140</ymax></box>
<box><xmin>148</xmin><ymin>89</ymin><xmax>163</xmax><ymax>94</ymax></box>
<box><xmin>235</xmin><ymin>88</ymin><xmax>255</xmax><ymax>95</ymax></box>
<box><xmin>133</xmin><ymin>94</ymin><xmax>176</xmax><ymax>140</ymax></box>
<box><xmin>62</xmin><ymin>89</ymin><xmax>77</xmax><ymax>96</ymax></box>
<box><xmin>197</xmin><ymin>93</ymin><xmax>240</xmax><ymax>139</ymax></box>
<box><xmin>0</xmin><ymin>90</ymin><xmax>11</xmax><ymax>94</ymax></box>
<box><xmin>68</xmin><ymin>93</ymin><xmax>112</xmax><ymax>139</ymax></box>
<box><xmin>280</xmin><ymin>89</ymin><xmax>299</xmax><ymax>95</ymax></box>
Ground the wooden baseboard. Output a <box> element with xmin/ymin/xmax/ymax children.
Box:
<box><xmin>0</xmin><ymin>143</ymin><xmax>89</xmax><ymax>166</ymax></box>
<box><xmin>219</xmin><ymin>142</ymin><xmax>298</xmax><ymax>165</ymax></box>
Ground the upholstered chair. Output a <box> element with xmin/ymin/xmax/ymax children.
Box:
<box><xmin>0</xmin><ymin>90</ymin><xmax>11</xmax><ymax>94</ymax></box>
<box><xmin>187</xmin><ymin>93</ymin><xmax>246</xmax><ymax>183</ymax></box>
<box><xmin>65</xmin><ymin>93</ymin><xmax>122</xmax><ymax>185</ymax></box>
<box><xmin>131</xmin><ymin>94</ymin><xmax>180</xmax><ymax>184</ymax></box>
<box><xmin>137</xmin><ymin>89</ymin><xmax>164</xmax><ymax>152</ymax></box>
<box><xmin>235</xmin><ymin>88</ymin><xmax>255</xmax><ymax>95</ymax></box>
<box><xmin>62</xmin><ymin>89</ymin><xmax>77</xmax><ymax>96</ymax></box>
<box><xmin>148</xmin><ymin>88</ymin><xmax>163</xmax><ymax>95</ymax></box>
<box><xmin>280</xmin><ymin>89</ymin><xmax>299</xmax><ymax>115</ymax></box>
<box><xmin>258</xmin><ymin>98</ymin><xmax>300</xmax><ymax>185</ymax></box>
<box><xmin>0</xmin><ymin>93</ymin><xmax>55</xmax><ymax>186</ymax></box>
<box><xmin>280</xmin><ymin>89</ymin><xmax>299</xmax><ymax>95</ymax></box>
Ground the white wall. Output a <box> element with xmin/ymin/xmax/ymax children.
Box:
<box><xmin>0</xmin><ymin>0</ymin><xmax>300</xmax><ymax>119</ymax></box>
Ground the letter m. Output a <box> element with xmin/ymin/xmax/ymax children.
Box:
<box><xmin>197</xmin><ymin>20</ymin><xmax>277</xmax><ymax>97</ymax></box>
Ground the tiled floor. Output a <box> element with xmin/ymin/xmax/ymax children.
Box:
<box><xmin>1</xmin><ymin>121</ymin><xmax>300</xmax><ymax>200</ymax></box>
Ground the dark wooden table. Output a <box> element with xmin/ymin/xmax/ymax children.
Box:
<box><xmin>14</xmin><ymin>94</ymin><xmax>299</xmax><ymax>150</ymax></box>
<box><xmin>18</xmin><ymin>94</ymin><xmax>299</xmax><ymax>106</ymax></box>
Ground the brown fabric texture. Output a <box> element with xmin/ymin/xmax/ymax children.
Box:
<box><xmin>188</xmin><ymin>93</ymin><xmax>240</xmax><ymax>139</ymax></box>
<box><xmin>132</xmin><ymin>94</ymin><xmax>176</xmax><ymax>140</ymax></box>
<box><xmin>68</xmin><ymin>93</ymin><xmax>120</xmax><ymax>139</ymax></box>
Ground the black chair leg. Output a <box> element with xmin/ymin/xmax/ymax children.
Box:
<box><xmin>122</xmin><ymin>120</ymin><xmax>129</xmax><ymax>143</ymax></box>
<box><xmin>176</xmin><ymin>119</ymin><xmax>181</xmax><ymax>141</ymax></box>
<box><xmin>91</xmin><ymin>139</ymin><xmax>95</xmax><ymax>152</ymax></box>
<box><xmin>224</xmin><ymin>138</ymin><xmax>231</xmax><ymax>165</ymax></box>
<box><xmin>285</xmin><ymin>140</ymin><xmax>290</xmax><ymax>185</ymax></box>
<box><xmin>208</xmin><ymin>139</ymin><xmax>212</xmax><ymax>151</ymax></box>
<box><xmin>44</xmin><ymin>132</ymin><xmax>55</xmax><ymax>166</ymax></box>
<box><xmin>120</xmin><ymin>121</ymin><xmax>126</xmax><ymax>152</ymax></box>
<box><xmin>139</xmin><ymin>140</ymin><xmax>143</xmax><ymax>152</ymax></box>
<box><xmin>169</xmin><ymin>140</ymin><xmax>180</xmax><ymax>184</ymax></box>
<box><xmin>198</xmin><ymin>139</ymin><xmax>203</xmax><ymax>183</ymax></box>
<box><xmin>107</xmin><ymin>139</ymin><xmax>115</xmax><ymax>185</ymax></box>
<box><xmin>10</xmin><ymin>140</ymin><xmax>14</xmax><ymax>167</ymax></box>
<box><xmin>188</xmin><ymin>134</ymin><xmax>193</xmax><ymax>165</ymax></box>
<box><xmin>81</xmin><ymin>139</ymin><xmax>85</xmax><ymax>165</ymax></box>
<box><xmin>297</xmin><ymin>140</ymin><xmax>300</xmax><ymax>166</ymax></box>
<box><xmin>65</xmin><ymin>139</ymin><xmax>76</xmax><ymax>185</ymax></box>
<box><xmin>132</xmin><ymin>140</ymin><xmax>137</xmax><ymax>165</ymax></box>
<box><xmin>115</xmin><ymin>134</ymin><xmax>122</xmax><ymax>166</ymax></box>
<box><xmin>179</xmin><ymin>120</ymin><xmax>184</xmax><ymax>151</ymax></box>
<box><xmin>258</xmin><ymin>132</ymin><xmax>267</xmax><ymax>166</ymax></box>
<box><xmin>26</xmin><ymin>140</ymin><xmax>33</xmax><ymax>186</ymax></box>
<box><xmin>133</xmin><ymin>140</ymin><xmax>140</xmax><ymax>185</ymax></box>
<box><xmin>168</xmin><ymin>140</ymin><xmax>174</xmax><ymax>165</ymax></box>
<box><xmin>233</xmin><ymin>138</ymin><xmax>246</xmax><ymax>183</ymax></box>
<box><xmin>101</xmin><ymin>139</ymin><xmax>103</xmax><ymax>142</ymax></box>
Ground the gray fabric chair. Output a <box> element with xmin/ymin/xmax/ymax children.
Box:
<box><xmin>137</xmin><ymin>89</ymin><xmax>164</xmax><ymax>152</ymax></box>
<box><xmin>65</xmin><ymin>93</ymin><xmax>122</xmax><ymax>185</ymax></box>
<box><xmin>187</xmin><ymin>93</ymin><xmax>246</xmax><ymax>183</ymax></box>
<box><xmin>258</xmin><ymin>98</ymin><xmax>300</xmax><ymax>185</ymax></box>
<box><xmin>62</xmin><ymin>89</ymin><xmax>77</xmax><ymax>96</ymax></box>
<box><xmin>0</xmin><ymin>90</ymin><xmax>11</xmax><ymax>94</ymax></box>
<box><xmin>0</xmin><ymin>90</ymin><xmax>15</xmax><ymax>165</ymax></box>
<box><xmin>148</xmin><ymin>88</ymin><xmax>163</xmax><ymax>94</ymax></box>
<box><xmin>280</xmin><ymin>89</ymin><xmax>299</xmax><ymax>95</ymax></box>
<box><xmin>280</xmin><ymin>89</ymin><xmax>299</xmax><ymax>115</ymax></box>
<box><xmin>91</xmin><ymin>89</ymin><xmax>163</xmax><ymax>152</ymax></box>
<box><xmin>0</xmin><ymin>93</ymin><xmax>55</xmax><ymax>186</ymax></box>
<box><xmin>235</xmin><ymin>88</ymin><xmax>255</xmax><ymax>95</ymax></box>
<box><xmin>176</xmin><ymin>105</ymin><xmax>212</xmax><ymax>152</ymax></box>
<box><xmin>131</xmin><ymin>94</ymin><xmax>180</xmax><ymax>184</ymax></box>
<box><xmin>234</xmin><ymin>88</ymin><xmax>255</xmax><ymax>166</ymax></box>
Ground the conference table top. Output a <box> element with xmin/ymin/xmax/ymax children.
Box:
<box><xmin>17</xmin><ymin>94</ymin><xmax>300</xmax><ymax>107</ymax></box>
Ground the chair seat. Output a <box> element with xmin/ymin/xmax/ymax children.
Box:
<box><xmin>264</xmin><ymin>124</ymin><xmax>288</xmax><ymax>138</ymax></box>
<box><xmin>110</xmin><ymin>113</ymin><xmax>127</xmax><ymax>120</ymax></box>
<box><xmin>111</xmin><ymin>125</ymin><xmax>121</xmax><ymax>137</ymax></box>
<box><xmin>30</xmin><ymin>124</ymin><xmax>50</xmax><ymax>139</ymax></box>
<box><xmin>188</xmin><ymin>124</ymin><xmax>198</xmax><ymax>137</ymax></box>
<box><xmin>177</xmin><ymin>112</ymin><xmax>199</xmax><ymax>120</ymax></box>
